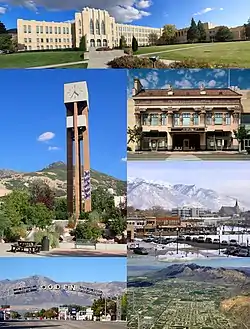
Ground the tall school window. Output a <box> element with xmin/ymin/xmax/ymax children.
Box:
<box><xmin>49</xmin><ymin>27</ymin><xmax>52</xmax><ymax>34</ymax></box>
<box><xmin>66</xmin><ymin>27</ymin><xmax>69</xmax><ymax>34</ymax></box>
<box><xmin>36</xmin><ymin>26</ymin><xmax>39</xmax><ymax>33</ymax></box>
<box><xmin>46</xmin><ymin>26</ymin><xmax>49</xmax><ymax>33</ymax></box>
<box><xmin>40</xmin><ymin>26</ymin><xmax>43</xmax><ymax>33</ymax></box>
<box><xmin>96</xmin><ymin>20</ymin><xmax>100</xmax><ymax>34</ymax></box>
<box><xmin>55</xmin><ymin>27</ymin><xmax>57</xmax><ymax>34</ymax></box>
<box><xmin>28</xmin><ymin>25</ymin><xmax>31</xmax><ymax>33</ymax></box>
<box><xmin>90</xmin><ymin>19</ymin><xmax>94</xmax><ymax>34</ymax></box>
<box><xmin>101</xmin><ymin>21</ymin><xmax>106</xmax><ymax>34</ymax></box>
<box><xmin>58</xmin><ymin>27</ymin><xmax>61</xmax><ymax>34</ymax></box>
<box><xmin>63</xmin><ymin>27</ymin><xmax>66</xmax><ymax>34</ymax></box>
<box><xmin>24</xmin><ymin>25</ymin><xmax>27</xmax><ymax>33</ymax></box>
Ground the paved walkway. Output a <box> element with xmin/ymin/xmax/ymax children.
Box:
<box><xmin>27</xmin><ymin>60</ymin><xmax>88</xmax><ymax>69</ymax></box>
<box><xmin>166</xmin><ymin>154</ymin><xmax>202</xmax><ymax>161</ymax></box>
<box><xmin>87</xmin><ymin>49</ymin><xmax>124</xmax><ymax>68</ymax></box>
<box><xmin>0</xmin><ymin>243</ymin><xmax>127</xmax><ymax>257</ymax></box>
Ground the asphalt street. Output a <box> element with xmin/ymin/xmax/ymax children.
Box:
<box><xmin>0</xmin><ymin>320</ymin><xmax>126</xmax><ymax>329</ymax></box>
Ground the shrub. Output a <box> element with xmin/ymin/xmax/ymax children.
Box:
<box><xmin>33</xmin><ymin>230</ymin><xmax>59</xmax><ymax>249</ymax></box>
<box><xmin>107</xmin><ymin>56</ymin><xmax>168</xmax><ymax>68</ymax></box>
<box><xmin>107</xmin><ymin>56</ymin><xmax>233</xmax><ymax>69</ymax></box>
<box><xmin>4</xmin><ymin>226</ymin><xmax>27</xmax><ymax>242</ymax></box>
<box><xmin>167</xmin><ymin>59</ymin><xmax>231</xmax><ymax>68</ymax></box>
<box><xmin>124</xmin><ymin>48</ymin><xmax>133</xmax><ymax>55</ymax></box>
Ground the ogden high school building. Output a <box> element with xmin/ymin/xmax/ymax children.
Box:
<box><xmin>127</xmin><ymin>79</ymin><xmax>250</xmax><ymax>152</ymax></box>
<box><xmin>17</xmin><ymin>7</ymin><xmax>245</xmax><ymax>51</ymax></box>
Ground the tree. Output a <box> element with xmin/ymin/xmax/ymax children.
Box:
<box><xmin>160</xmin><ymin>24</ymin><xmax>177</xmax><ymax>45</ymax></box>
<box><xmin>148</xmin><ymin>32</ymin><xmax>158</xmax><ymax>45</ymax></box>
<box><xmin>244</xmin><ymin>18</ymin><xmax>250</xmax><ymax>40</ymax></box>
<box><xmin>234</xmin><ymin>125</ymin><xmax>250</xmax><ymax>151</ymax></box>
<box><xmin>73</xmin><ymin>221</ymin><xmax>103</xmax><ymax>241</ymax></box>
<box><xmin>91</xmin><ymin>187</ymin><xmax>115</xmax><ymax>215</ymax></box>
<box><xmin>197</xmin><ymin>20</ymin><xmax>207</xmax><ymax>42</ymax></box>
<box><xmin>215</xmin><ymin>26</ymin><xmax>233</xmax><ymax>42</ymax></box>
<box><xmin>1</xmin><ymin>190</ymin><xmax>30</xmax><ymax>227</ymax></box>
<box><xmin>109</xmin><ymin>216</ymin><xmax>126</xmax><ymax>236</ymax></box>
<box><xmin>132</xmin><ymin>36</ymin><xmax>138</xmax><ymax>52</ymax></box>
<box><xmin>55</xmin><ymin>198</ymin><xmax>68</xmax><ymax>220</ymax></box>
<box><xmin>121</xmin><ymin>294</ymin><xmax>127</xmax><ymax>320</ymax></box>
<box><xmin>0</xmin><ymin>210</ymin><xmax>11</xmax><ymax>238</ymax></box>
<box><xmin>0</xmin><ymin>21</ymin><xmax>7</xmax><ymax>34</ymax></box>
<box><xmin>79</xmin><ymin>35</ymin><xmax>86</xmax><ymax>51</ymax></box>
<box><xmin>119</xmin><ymin>36</ymin><xmax>126</xmax><ymax>49</ymax></box>
<box><xmin>27</xmin><ymin>203</ymin><xmax>54</xmax><ymax>229</ymax></box>
<box><xmin>0</xmin><ymin>34</ymin><xmax>12</xmax><ymax>51</ymax></box>
<box><xmin>29</xmin><ymin>180</ymin><xmax>56</xmax><ymax>210</ymax></box>
<box><xmin>92</xmin><ymin>298</ymin><xmax>116</xmax><ymax>317</ymax></box>
<box><xmin>187</xmin><ymin>18</ymin><xmax>199</xmax><ymax>43</ymax></box>
<box><xmin>127</xmin><ymin>125</ymin><xmax>143</xmax><ymax>150</ymax></box>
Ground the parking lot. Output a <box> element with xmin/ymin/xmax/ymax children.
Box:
<box><xmin>0</xmin><ymin>320</ymin><xmax>126</xmax><ymax>329</ymax></box>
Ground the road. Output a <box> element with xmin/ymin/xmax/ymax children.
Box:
<box><xmin>0</xmin><ymin>320</ymin><xmax>126</xmax><ymax>329</ymax></box>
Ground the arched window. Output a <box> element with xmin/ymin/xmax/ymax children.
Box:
<box><xmin>96</xmin><ymin>20</ymin><xmax>100</xmax><ymax>34</ymax></box>
<box><xmin>101</xmin><ymin>20</ymin><xmax>106</xmax><ymax>35</ymax></box>
<box><xmin>90</xmin><ymin>19</ymin><xmax>94</xmax><ymax>34</ymax></box>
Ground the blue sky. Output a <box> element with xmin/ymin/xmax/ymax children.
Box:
<box><xmin>0</xmin><ymin>258</ymin><xmax>127</xmax><ymax>282</ymax></box>
<box><xmin>0</xmin><ymin>0</ymin><xmax>249</xmax><ymax>29</ymax></box>
<box><xmin>0</xmin><ymin>69</ymin><xmax>127</xmax><ymax>180</ymax></box>
<box><xmin>127</xmin><ymin>69</ymin><xmax>250</xmax><ymax>98</ymax></box>
<box><xmin>128</xmin><ymin>161</ymin><xmax>250</xmax><ymax>202</ymax></box>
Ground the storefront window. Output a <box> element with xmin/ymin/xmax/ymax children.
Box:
<box><xmin>206</xmin><ymin>113</ymin><xmax>212</xmax><ymax>125</ymax></box>
<box><xmin>173</xmin><ymin>113</ymin><xmax>179</xmax><ymax>126</ymax></box>
<box><xmin>194</xmin><ymin>113</ymin><xmax>199</xmax><ymax>125</ymax></box>
<box><xmin>142</xmin><ymin>114</ymin><xmax>148</xmax><ymax>125</ymax></box>
<box><xmin>215</xmin><ymin>113</ymin><xmax>223</xmax><ymax>125</ymax></box>
<box><xmin>161</xmin><ymin>113</ymin><xmax>167</xmax><ymax>125</ymax></box>
<box><xmin>226</xmin><ymin>113</ymin><xmax>231</xmax><ymax>125</ymax></box>
<box><xmin>182</xmin><ymin>113</ymin><xmax>190</xmax><ymax>126</ymax></box>
<box><xmin>151</xmin><ymin>114</ymin><xmax>158</xmax><ymax>126</ymax></box>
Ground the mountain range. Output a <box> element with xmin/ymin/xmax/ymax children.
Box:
<box><xmin>0</xmin><ymin>275</ymin><xmax>126</xmax><ymax>310</ymax></box>
<box><xmin>0</xmin><ymin>162</ymin><xmax>126</xmax><ymax>198</ymax></box>
<box><xmin>127</xmin><ymin>177</ymin><xmax>249</xmax><ymax>211</ymax></box>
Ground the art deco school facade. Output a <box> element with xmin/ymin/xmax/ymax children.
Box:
<box><xmin>128</xmin><ymin>79</ymin><xmax>246</xmax><ymax>152</ymax></box>
<box><xmin>17</xmin><ymin>7</ymin><xmax>162</xmax><ymax>51</ymax></box>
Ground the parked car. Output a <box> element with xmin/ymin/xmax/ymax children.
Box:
<box><xmin>238</xmin><ymin>249</ymin><xmax>249</xmax><ymax>257</ymax></box>
<box><xmin>205</xmin><ymin>237</ymin><xmax>212</xmax><ymax>243</ymax></box>
<box><xmin>221</xmin><ymin>240</ymin><xmax>228</xmax><ymax>246</ymax></box>
<box><xmin>133</xmin><ymin>247</ymin><xmax>148</xmax><ymax>255</ymax></box>
<box><xmin>197</xmin><ymin>236</ymin><xmax>205</xmax><ymax>243</ymax></box>
<box><xmin>185</xmin><ymin>236</ymin><xmax>191</xmax><ymax>241</ymax></box>
<box><xmin>213</xmin><ymin>239</ymin><xmax>220</xmax><ymax>244</ymax></box>
<box><xmin>229</xmin><ymin>239</ymin><xmax>238</xmax><ymax>246</ymax></box>
<box><xmin>177</xmin><ymin>235</ymin><xmax>185</xmax><ymax>241</ymax></box>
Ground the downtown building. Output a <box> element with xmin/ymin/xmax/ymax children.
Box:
<box><xmin>17</xmin><ymin>7</ymin><xmax>162</xmax><ymax>51</ymax></box>
<box><xmin>127</xmin><ymin>79</ymin><xmax>247</xmax><ymax>152</ymax></box>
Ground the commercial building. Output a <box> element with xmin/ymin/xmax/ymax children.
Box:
<box><xmin>175</xmin><ymin>22</ymin><xmax>245</xmax><ymax>43</ymax></box>
<box><xmin>128</xmin><ymin>79</ymin><xmax>244</xmax><ymax>152</ymax></box>
<box><xmin>171</xmin><ymin>207</ymin><xmax>206</xmax><ymax>218</ymax></box>
<box><xmin>17</xmin><ymin>7</ymin><xmax>162</xmax><ymax>51</ymax></box>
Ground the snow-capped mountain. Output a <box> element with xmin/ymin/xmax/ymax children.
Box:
<box><xmin>127</xmin><ymin>177</ymin><xmax>249</xmax><ymax>211</ymax></box>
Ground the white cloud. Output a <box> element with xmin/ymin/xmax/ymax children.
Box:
<box><xmin>194</xmin><ymin>7</ymin><xmax>214</xmax><ymax>16</ymax></box>
<box><xmin>3</xmin><ymin>0</ymin><xmax>152</xmax><ymax>23</ymax></box>
<box><xmin>121</xmin><ymin>157</ymin><xmax>127</xmax><ymax>161</ymax></box>
<box><xmin>214</xmin><ymin>69</ymin><xmax>226</xmax><ymax>78</ymax></box>
<box><xmin>174</xmin><ymin>79</ymin><xmax>193</xmax><ymax>88</ymax></box>
<box><xmin>136</xmin><ymin>0</ymin><xmax>152</xmax><ymax>9</ymax></box>
<box><xmin>37</xmin><ymin>131</ymin><xmax>55</xmax><ymax>142</ymax></box>
<box><xmin>48</xmin><ymin>146</ymin><xmax>60</xmax><ymax>151</ymax></box>
<box><xmin>0</xmin><ymin>6</ymin><xmax>7</xmax><ymax>14</ymax></box>
<box><xmin>208</xmin><ymin>79</ymin><xmax>216</xmax><ymax>87</ymax></box>
<box><xmin>140</xmin><ymin>70</ymin><xmax>159</xmax><ymax>89</ymax></box>
<box><xmin>219</xmin><ymin>7</ymin><xmax>224</xmax><ymax>11</ymax></box>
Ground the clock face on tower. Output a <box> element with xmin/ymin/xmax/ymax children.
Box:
<box><xmin>64</xmin><ymin>81</ymin><xmax>89</xmax><ymax>104</ymax></box>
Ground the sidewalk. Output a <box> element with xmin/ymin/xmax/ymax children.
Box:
<box><xmin>0</xmin><ymin>242</ymin><xmax>127</xmax><ymax>257</ymax></box>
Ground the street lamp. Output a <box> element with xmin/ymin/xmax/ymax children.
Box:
<box><xmin>176</xmin><ymin>228</ymin><xmax>179</xmax><ymax>254</ymax></box>
<box><xmin>149</xmin><ymin>56</ymin><xmax>159</xmax><ymax>68</ymax></box>
<box><xmin>218</xmin><ymin>233</ymin><xmax>221</xmax><ymax>255</ymax></box>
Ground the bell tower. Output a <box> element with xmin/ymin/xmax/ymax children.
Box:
<box><xmin>64</xmin><ymin>81</ymin><xmax>92</xmax><ymax>225</ymax></box>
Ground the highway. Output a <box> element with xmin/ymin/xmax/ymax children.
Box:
<box><xmin>0</xmin><ymin>320</ymin><xmax>126</xmax><ymax>329</ymax></box>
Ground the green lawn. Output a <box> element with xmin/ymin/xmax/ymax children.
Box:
<box><xmin>0</xmin><ymin>51</ymin><xmax>84</xmax><ymax>68</ymax></box>
<box><xmin>136</xmin><ymin>41</ymin><xmax>250</xmax><ymax>67</ymax></box>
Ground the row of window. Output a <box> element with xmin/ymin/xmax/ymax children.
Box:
<box><xmin>23</xmin><ymin>25</ymin><xmax>70</xmax><ymax>34</ymax></box>
<box><xmin>24</xmin><ymin>37</ymin><xmax>71</xmax><ymax>44</ymax></box>
<box><xmin>118</xmin><ymin>26</ymin><xmax>160</xmax><ymax>33</ymax></box>
<box><xmin>25</xmin><ymin>45</ymin><xmax>71</xmax><ymax>50</ymax></box>
<box><xmin>89</xmin><ymin>19</ymin><xmax>106</xmax><ymax>35</ymax></box>
<box><xmin>141</xmin><ymin>113</ymin><xmax>233</xmax><ymax>126</ymax></box>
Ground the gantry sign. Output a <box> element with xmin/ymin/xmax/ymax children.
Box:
<box><xmin>64</xmin><ymin>81</ymin><xmax>92</xmax><ymax>224</ymax></box>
